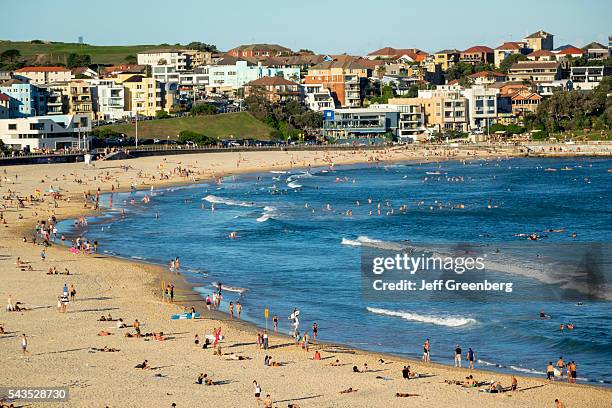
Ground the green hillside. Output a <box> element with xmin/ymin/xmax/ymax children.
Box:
<box><xmin>98</xmin><ymin>112</ymin><xmax>275</xmax><ymax>140</ymax></box>
<box><xmin>0</xmin><ymin>40</ymin><xmax>175</xmax><ymax>65</ymax></box>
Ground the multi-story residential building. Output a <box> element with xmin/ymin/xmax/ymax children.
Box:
<box><xmin>570</xmin><ymin>66</ymin><xmax>612</xmax><ymax>90</ymax></box>
<box><xmin>383</xmin><ymin>100</ymin><xmax>426</xmax><ymax>142</ymax></box>
<box><xmin>13</xmin><ymin>66</ymin><xmax>72</xmax><ymax>85</ymax></box>
<box><xmin>468</xmin><ymin>71</ymin><xmax>508</xmax><ymax>85</ymax></box>
<box><xmin>0</xmin><ymin>79</ymin><xmax>48</xmax><ymax>118</ymax></box>
<box><xmin>137</xmin><ymin>50</ymin><xmax>189</xmax><ymax>71</ymax></box>
<box><xmin>227</xmin><ymin>44</ymin><xmax>293</xmax><ymax>58</ymax></box>
<box><xmin>0</xmin><ymin>93</ymin><xmax>9</xmax><ymax>119</ymax></box>
<box><xmin>510</xmin><ymin>90</ymin><xmax>542</xmax><ymax>115</ymax></box>
<box><xmin>433</xmin><ymin>50</ymin><xmax>460</xmax><ymax>71</ymax></box>
<box><xmin>243</xmin><ymin>76</ymin><xmax>301</xmax><ymax>103</ymax></box>
<box><xmin>582</xmin><ymin>42</ymin><xmax>608</xmax><ymax>60</ymax></box>
<box><xmin>493</xmin><ymin>42</ymin><xmax>531</xmax><ymax>68</ymax></box>
<box><xmin>508</xmin><ymin>61</ymin><xmax>561</xmax><ymax>83</ymax></box>
<box><xmin>92</xmin><ymin>79</ymin><xmax>127</xmax><ymax>120</ymax></box>
<box><xmin>413</xmin><ymin>86</ymin><xmax>469</xmax><ymax>132</ymax></box>
<box><xmin>322</xmin><ymin>107</ymin><xmax>398</xmax><ymax>140</ymax></box>
<box><xmin>207</xmin><ymin>57</ymin><xmax>300</xmax><ymax>93</ymax></box>
<box><xmin>554</xmin><ymin>45</ymin><xmax>584</xmax><ymax>60</ymax></box>
<box><xmin>523</xmin><ymin>30</ymin><xmax>554</xmax><ymax>52</ymax></box>
<box><xmin>118</xmin><ymin>75</ymin><xmax>164</xmax><ymax>117</ymax></box>
<box><xmin>181</xmin><ymin>49</ymin><xmax>212</xmax><ymax>67</ymax></box>
<box><xmin>527</xmin><ymin>49</ymin><xmax>556</xmax><ymax>62</ymax></box>
<box><xmin>460</xmin><ymin>46</ymin><xmax>494</xmax><ymax>65</ymax></box>
<box><xmin>304</xmin><ymin>57</ymin><xmax>369</xmax><ymax>107</ymax></box>
<box><xmin>0</xmin><ymin>71</ymin><xmax>12</xmax><ymax>81</ymax></box>
<box><xmin>365</xmin><ymin>47</ymin><xmax>428</xmax><ymax>62</ymax></box>
<box><xmin>43</xmin><ymin>81</ymin><xmax>94</xmax><ymax>115</ymax></box>
<box><xmin>0</xmin><ymin>113</ymin><xmax>91</xmax><ymax>151</ymax></box>
<box><xmin>462</xmin><ymin>85</ymin><xmax>499</xmax><ymax>130</ymax></box>
<box><xmin>301</xmin><ymin>84</ymin><xmax>335</xmax><ymax>112</ymax></box>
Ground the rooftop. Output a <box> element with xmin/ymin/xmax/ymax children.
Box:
<box><xmin>509</xmin><ymin>61</ymin><xmax>560</xmax><ymax>70</ymax></box>
<box><xmin>245</xmin><ymin>76</ymin><xmax>299</xmax><ymax>86</ymax></box>
<box><xmin>462</xmin><ymin>46</ymin><xmax>494</xmax><ymax>54</ymax></box>
<box><xmin>15</xmin><ymin>66</ymin><xmax>71</xmax><ymax>73</ymax></box>
<box><xmin>495</xmin><ymin>42</ymin><xmax>526</xmax><ymax>50</ymax></box>
<box><xmin>525</xmin><ymin>30</ymin><xmax>553</xmax><ymax>39</ymax></box>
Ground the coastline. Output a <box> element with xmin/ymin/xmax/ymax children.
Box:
<box><xmin>2</xmin><ymin>147</ymin><xmax>611</xmax><ymax>407</ymax></box>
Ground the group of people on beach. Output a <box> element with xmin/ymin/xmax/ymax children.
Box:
<box><xmin>547</xmin><ymin>357</ymin><xmax>578</xmax><ymax>383</ymax></box>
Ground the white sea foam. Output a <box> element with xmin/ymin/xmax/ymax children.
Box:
<box><xmin>202</xmin><ymin>195</ymin><xmax>255</xmax><ymax>207</ymax></box>
<box><xmin>509</xmin><ymin>366</ymin><xmax>545</xmax><ymax>375</ymax></box>
<box><xmin>341</xmin><ymin>236</ymin><xmax>406</xmax><ymax>251</ymax></box>
<box><xmin>287</xmin><ymin>181</ymin><xmax>302</xmax><ymax>189</ymax></box>
<box><xmin>366</xmin><ymin>307</ymin><xmax>476</xmax><ymax>327</ymax></box>
<box><xmin>270</xmin><ymin>171</ymin><xmax>287</xmax><ymax>174</ymax></box>
<box><xmin>211</xmin><ymin>282</ymin><xmax>247</xmax><ymax>293</ymax></box>
<box><xmin>257</xmin><ymin>206</ymin><xmax>277</xmax><ymax>222</ymax></box>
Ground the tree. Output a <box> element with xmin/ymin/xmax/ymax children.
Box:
<box><xmin>156</xmin><ymin>110</ymin><xmax>170</xmax><ymax>119</ymax></box>
<box><xmin>124</xmin><ymin>55</ymin><xmax>137</xmax><ymax>64</ymax></box>
<box><xmin>190</xmin><ymin>103</ymin><xmax>217</xmax><ymax>116</ymax></box>
<box><xmin>66</xmin><ymin>53</ymin><xmax>91</xmax><ymax>68</ymax></box>
<box><xmin>499</xmin><ymin>53</ymin><xmax>528</xmax><ymax>73</ymax></box>
<box><xmin>177</xmin><ymin>130</ymin><xmax>217</xmax><ymax>145</ymax></box>
<box><xmin>0</xmin><ymin>49</ymin><xmax>20</xmax><ymax>62</ymax></box>
<box><xmin>185</xmin><ymin>42</ymin><xmax>218</xmax><ymax>52</ymax></box>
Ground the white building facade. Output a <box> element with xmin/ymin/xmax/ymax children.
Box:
<box><xmin>0</xmin><ymin>113</ymin><xmax>92</xmax><ymax>151</ymax></box>
<box><xmin>462</xmin><ymin>85</ymin><xmax>499</xmax><ymax>130</ymax></box>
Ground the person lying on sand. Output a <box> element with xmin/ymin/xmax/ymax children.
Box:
<box><xmin>98</xmin><ymin>314</ymin><xmax>114</xmax><ymax>321</ymax></box>
<box><xmin>340</xmin><ymin>387</ymin><xmax>357</xmax><ymax>394</ymax></box>
<box><xmin>226</xmin><ymin>353</ymin><xmax>251</xmax><ymax>361</ymax></box>
<box><xmin>329</xmin><ymin>359</ymin><xmax>344</xmax><ymax>366</ymax></box>
<box><xmin>135</xmin><ymin>360</ymin><xmax>150</xmax><ymax>370</ymax></box>
<box><xmin>396</xmin><ymin>393</ymin><xmax>419</xmax><ymax>397</ymax></box>
<box><xmin>97</xmin><ymin>331</ymin><xmax>112</xmax><ymax>336</ymax></box>
<box><xmin>0</xmin><ymin>325</ymin><xmax>4</xmax><ymax>335</ymax></box>
<box><xmin>352</xmin><ymin>365</ymin><xmax>361</xmax><ymax>373</ymax></box>
<box><xmin>92</xmin><ymin>346</ymin><xmax>120</xmax><ymax>352</ymax></box>
<box><xmin>463</xmin><ymin>375</ymin><xmax>478</xmax><ymax>388</ymax></box>
<box><xmin>479</xmin><ymin>381</ymin><xmax>504</xmax><ymax>393</ymax></box>
<box><xmin>153</xmin><ymin>332</ymin><xmax>165</xmax><ymax>341</ymax></box>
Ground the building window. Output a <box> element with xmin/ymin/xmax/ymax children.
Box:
<box><xmin>8</xmin><ymin>123</ymin><xmax>17</xmax><ymax>130</ymax></box>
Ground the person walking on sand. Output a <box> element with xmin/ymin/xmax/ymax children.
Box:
<box><xmin>272</xmin><ymin>315</ymin><xmax>278</xmax><ymax>332</ymax></box>
<box><xmin>467</xmin><ymin>347</ymin><xmax>475</xmax><ymax>369</ymax></box>
<box><xmin>21</xmin><ymin>333</ymin><xmax>29</xmax><ymax>355</ymax></box>
<box><xmin>236</xmin><ymin>302</ymin><xmax>242</xmax><ymax>318</ymax></box>
<box><xmin>170</xmin><ymin>284</ymin><xmax>174</xmax><ymax>303</ymax></box>
<box><xmin>69</xmin><ymin>284</ymin><xmax>76</xmax><ymax>301</ymax></box>
<box><xmin>423</xmin><ymin>338</ymin><xmax>430</xmax><ymax>363</ymax></box>
<box><xmin>454</xmin><ymin>344</ymin><xmax>462</xmax><ymax>367</ymax></box>
<box><xmin>312</xmin><ymin>322</ymin><xmax>318</xmax><ymax>343</ymax></box>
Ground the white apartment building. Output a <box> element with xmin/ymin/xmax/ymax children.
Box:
<box><xmin>462</xmin><ymin>85</ymin><xmax>499</xmax><ymax>130</ymax></box>
<box><xmin>378</xmin><ymin>101</ymin><xmax>426</xmax><ymax>142</ymax></box>
<box><xmin>13</xmin><ymin>66</ymin><xmax>72</xmax><ymax>85</ymax></box>
<box><xmin>570</xmin><ymin>66</ymin><xmax>611</xmax><ymax>91</ymax></box>
<box><xmin>207</xmin><ymin>58</ymin><xmax>300</xmax><ymax>93</ymax></box>
<box><xmin>137</xmin><ymin>50</ymin><xmax>189</xmax><ymax>71</ymax></box>
<box><xmin>0</xmin><ymin>113</ymin><xmax>91</xmax><ymax>151</ymax></box>
<box><xmin>92</xmin><ymin>80</ymin><xmax>128</xmax><ymax>120</ymax></box>
<box><xmin>302</xmin><ymin>84</ymin><xmax>335</xmax><ymax>112</ymax></box>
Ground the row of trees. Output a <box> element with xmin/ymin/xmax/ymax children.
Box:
<box><xmin>244</xmin><ymin>90</ymin><xmax>322</xmax><ymax>140</ymax></box>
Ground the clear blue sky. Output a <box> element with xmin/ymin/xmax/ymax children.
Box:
<box><xmin>3</xmin><ymin>0</ymin><xmax>611</xmax><ymax>54</ymax></box>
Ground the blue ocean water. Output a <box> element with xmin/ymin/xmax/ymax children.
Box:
<box><xmin>58</xmin><ymin>157</ymin><xmax>611</xmax><ymax>384</ymax></box>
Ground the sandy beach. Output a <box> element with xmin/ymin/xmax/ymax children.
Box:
<box><xmin>1</xmin><ymin>146</ymin><xmax>611</xmax><ymax>407</ymax></box>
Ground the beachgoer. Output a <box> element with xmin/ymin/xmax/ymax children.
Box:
<box><xmin>454</xmin><ymin>344</ymin><xmax>462</xmax><ymax>367</ymax></box>
<box><xmin>556</xmin><ymin>357</ymin><xmax>565</xmax><ymax>377</ymax></box>
<box><xmin>312</xmin><ymin>322</ymin><xmax>318</xmax><ymax>343</ymax></box>
<box><xmin>423</xmin><ymin>338</ymin><xmax>430</xmax><ymax>363</ymax></box>
<box><xmin>547</xmin><ymin>362</ymin><xmax>555</xmax><ymax>382</ymax></box>
<box><xmin>467</xmin><ymin>347</ymin><xmax>475</xmax><ymax>369</ymax></box>
<box><xmin>555</xmin><ymin>399</ymin><xmax>566</xmax><ymax>408</ymax></box>
<box><xmin>21</xmin><ymin>333</ymin><xmax>29</xmax><ymax>355</ymax></box>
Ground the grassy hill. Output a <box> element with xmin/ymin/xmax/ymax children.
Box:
<box><xmin>0</xmin><ymin>40</ymin><xmax>175</xmax><ymax>65</ymax></box>
<box><xmin>98</xmin><ymin>112</ymin><xmax>276</xmax><ymax>140</ymax></box>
